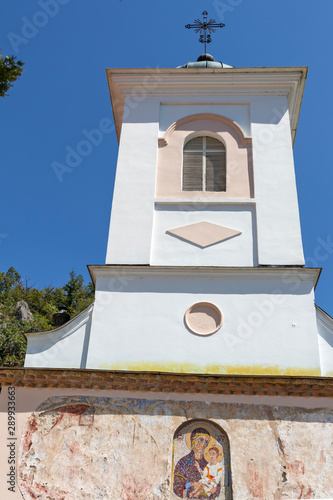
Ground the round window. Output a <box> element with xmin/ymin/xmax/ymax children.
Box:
<box><xmin>184</xmin><ymin>302</ymin><xmax>223</xmax><ymax>336</ymax></box>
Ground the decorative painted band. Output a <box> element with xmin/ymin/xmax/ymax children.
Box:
<box><xmin>0</xmin><ymin>368</ymin><xmax>332</xmax><ymax>398</ymax></box>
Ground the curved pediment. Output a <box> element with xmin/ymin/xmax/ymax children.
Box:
<box><xmin>162</xmin><ymin>113</ymin><xmax>251</xmax><ymax>147</ymax></box>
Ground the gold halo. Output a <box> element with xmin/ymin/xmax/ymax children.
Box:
<box><xmin>185</xmin><ymin>422</ymin><xmax>216</xmax><ymax>450</ymax></box>
<box><xmin>204</xmin><ymin>443</ymin><xmax>224</xmax><ymax>463</ymax></box>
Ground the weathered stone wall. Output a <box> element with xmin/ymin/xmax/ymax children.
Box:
<box><xmin>15</xmin><ymin>395</ymin><xmax>333</xmax><ymax>499</ymax></box>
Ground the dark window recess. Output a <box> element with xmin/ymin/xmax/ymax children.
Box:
<box><xmin>183</xmin><ymin>137</ymin><xmax>226</xmax><ymax>192</ymax></box>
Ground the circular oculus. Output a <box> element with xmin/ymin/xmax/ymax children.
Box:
<box><xmin>185</xmin><ymin>302</ymin><xmax>223</xmax><ymax>336</ymax></box>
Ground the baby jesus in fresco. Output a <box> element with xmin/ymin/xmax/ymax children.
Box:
<box><xmin>194</xmin><ymin>447</ymin><xmax>223</xmax><ymax>498</ymax></box>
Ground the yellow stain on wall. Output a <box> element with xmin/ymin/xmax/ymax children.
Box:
<box><xmin>99</xmin><ymin>361</ymin><xmax>321</xmax><ymax>377</ymax></box>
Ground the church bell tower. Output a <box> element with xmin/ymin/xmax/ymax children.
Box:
<box><xmin>24</xmin><ymin>13</ymin><xmax>333</xmax><ymax>381</ymax></box>
<box><xmin>83</xmin><ymin>45</ymin><xmax>327</xmax><ymax>378</ymax></box>
<box><xmin>17</xmin><ymin>13</ymin><xmax>333</xmax><ymax>500</ymax></box>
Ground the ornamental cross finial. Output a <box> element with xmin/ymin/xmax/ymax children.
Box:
<box><xmin>185</xmin><ymin>11</ymin><xmax>225</xmax><ymax>54</ymax></box>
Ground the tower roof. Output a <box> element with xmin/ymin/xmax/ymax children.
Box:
<box><xmin>178</xmin><ymin>53</ymin><xmax>234</xmax><ymax>69</ymax></box>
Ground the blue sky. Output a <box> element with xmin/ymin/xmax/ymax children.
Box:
<box><xmin>1</xmin><ymin>0</ymin><xmax>333</xmax><ymax>316</ymax></box>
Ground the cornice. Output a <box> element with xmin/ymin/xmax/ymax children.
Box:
<box><xmin>24</xmin><ymin>303</ymin><xmax>94</xmax><ymax>340</ymax></box>
<box><xmin>88</xmin><ymin>265</ymin><xmax>320</xmax><ymax>287</ymax></box>
<box><xmin>316</xmin><ymin>304</ymin><xmax>333</xmax><ymax>329</ymax></box>
<box><xmin>0</xmin><ymin>368</ymin><xmax>331</xmax><ymax>398</ymax></box>
<box><xmin>154</xmin><ymin>199</ymin><xmax>255</xmax><ymax>205</ymax></box>
<box><xmin>106</xmin><ymin>67</ymin><xmax>307</xmax><ymax>143</ymax></box>
<box><xmin>106</xmin><ymin>67</ymin><xmax>307</xmax><ymax>88</ymax></box>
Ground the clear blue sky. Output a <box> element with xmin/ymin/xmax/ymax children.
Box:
<box><xmin>1</xmin><ymin>0</ymin><xmax>333</xmax><ymax>315</ymax></box>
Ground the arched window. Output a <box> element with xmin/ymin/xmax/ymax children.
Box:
<box><xmin>183</xmin><ymin>136</ymin><xmax>226</xmax><ymax>192</ymax></box>
<box><xmin>171</xmin><ymin>419</ymin><xmax>232</xmax><ymax>499</ymax></box>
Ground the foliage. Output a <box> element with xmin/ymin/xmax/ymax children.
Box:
<box><xmin>0</xmin><ymin>53</ymin><xmax>24</xmax><ymax>97</ymax></box>
<box><xmin>0</xmin><ymin>268</ymin><xmax>94</xmax><ymax>367</ymax></box>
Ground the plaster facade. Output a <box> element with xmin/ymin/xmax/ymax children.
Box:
<box><xmin>316</xmin><ymin>306</ymin><xmax>333</xmax><ymax>377</ymax></box>
<box><xmin>24</xmin><ymin>268</ymin><xmax>333</xmax><ymax>377</ymax></box>
<box><xmin>151</xmin><ymin>205</ymin><xmax>255</xmax><ymax>267</ymax></box>
<box><xmin>105</xmin><ymin>68</ymin><xmax>306</xmax><ymax>267</ymax></box>
<box><xmin>0</xmin><ymin>384</ymin><xmax>332</xmax><ymax>500</ymax></box>
<box><xmin>85</xmin><ymin>267</ymin><xmax>321</xmax><ymax>376</ymax></box>
<box><xmin>25</xmin><ymin>304</ymin><xmax>93</xmax><ymax>369</ymax></box>
<box><xmin>158</xmin><ymin>103</ymin><xmax>251</xmax><ymax>137</ymax></box>
<box><xmin>156</xmin><ymin>114</ymin><xmax>253</xmax><ymax>199</ymax></box>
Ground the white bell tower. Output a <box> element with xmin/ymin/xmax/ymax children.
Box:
<box><xmin>24</xmin><ymin>53</ymin><xmax>333</xmax><ymax>378</ymax></box>
<box><xmin>83</xmin><ymin>58</ymin><xmax>329</xmax><ymax>378</ymax></box>
<box><xmin>104</xmin><ymin>67</ymin><xmax>305</xmax><ymax>269</ymax></box>
<box><xmin>20</xmin><ymin>24</ymin><xmax>333</xmax><ymax>500</ymax></box>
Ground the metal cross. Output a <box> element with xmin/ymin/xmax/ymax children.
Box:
<box><xmin>185</xmin><ymin>11</ymin><xmax>225</xmax><ymax>54</ymax></box>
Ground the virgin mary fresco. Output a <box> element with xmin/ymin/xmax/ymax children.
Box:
<box><xmin>172</xmin><ymin>423</ymin><xmax>230</xmax><ymax>499</ymax></box>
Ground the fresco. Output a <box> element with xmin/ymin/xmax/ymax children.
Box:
<box><xmin>17</xmin><ymin>395</ymin><xmax>333</xmax><ymax>499</ymax></box>
<box><xmin>172</xmin><ymin>421</ymin><xmax>231</xmax><ymax>499</ymax></box>
<box><xmin>18</xmin><ymin>396</ymin><xmax>167</xmax><ymax>500</ymax></box>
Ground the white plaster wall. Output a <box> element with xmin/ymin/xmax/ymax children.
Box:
<box><xmin>251</xmin><ymin>95</ymin><xmax>304</xmax><ymax>265</ymax></box>
<box><xmin>316</xmin><ymin>306</ymin><xmax>333</xmax><ymax>376</ymax></box>
<box><xmin>105</xmin><ymin>92</ymin><xmax>304</xmax><ymax>266</ymax></box>
<box><xmin>151</xmin><ymin>204</ymin><xmax>256</xmax><ymax>266</ymax></box>
<box><xmin>159</xmin><ymin>102</ymin><xmax>251</xmax><ymax>136</ymax></box>
<box><xmin>105</xmin><ymin>97</ymin><xmax>160</xmax><ymax>264</ymax></box>
<box><xmin>86</xmin><ymin>272</ymin><xmax>320</xmax><ymax>375</ymax></box>
<box><xmin>24</xmin><ymin>304</ymin><xmax>93</xmax><ymax>369</ymax></box>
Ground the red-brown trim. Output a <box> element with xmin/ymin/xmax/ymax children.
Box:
<box><xmin>0</xmin><ymin>368</ymin><xmax>332</xmax><ymax>398</ymax></box>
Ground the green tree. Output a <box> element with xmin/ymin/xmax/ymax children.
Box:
<box><xmin>0</xmin><ymin>53</ymin><xmax>24</xmax><ymax>97</ymax></box>
<box><xmin>0</xmin><ymin>322</ymin><xmax>27</xmax><ymax>367</ymax></box>
<box><xmin>0</xmin><ymin>268</ymin><xmax>95</xmax><ymax>367</ymax></box>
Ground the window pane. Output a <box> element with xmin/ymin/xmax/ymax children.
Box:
<box><xmin>206</xmin><ymin>151</ymin><xmax>226</xmax><ymax>191</ymax></box>
<box><xmin>183</xmin><ymin>152</ymin><xmax>203</xmax><ymax>191</ymax></box>
<box><xmin>184</xmin><ymin>137</ymin><xmax>203</xmax><ymax>152</ymax></box>
<box><xmin>206</xmin><ymin>137</ymin><xmax>225</xmax><ymax>151</ymax></box>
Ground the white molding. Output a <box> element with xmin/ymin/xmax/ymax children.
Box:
<box><xmin>88</xmin><ymin>265</ymin><xmax>320</xmax><ymax>285</ymax></box>
<box><xmin>25</xmin><ymin>303</ymin><xmax>94</xmax><ymax>343</ymax></box>
<box><xmin>106</xmin><ymin>67</ymin><xmax>307</xmax><ymax>143</ymax></box>
<box><xmin>316</xmin><ymin>305</ymin><xmax>333</xmax><ymax>330</ymax></box>
<box><xmin>160</xmin><ymin>100</ymin><xmax>251</xmax><ymax>105</ymax></box>
<box><xmin>154</xmin><ymin>198</ymin><xmax>256</xmax><ymax>205</ymax></box>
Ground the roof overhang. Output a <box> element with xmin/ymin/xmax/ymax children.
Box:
<box><xmin>88</xmin><ymin>265</ymin><xmax>320</xmax><ymax>288</ymax></box>
<box><xmin>106</xmin><ymin>67</ymin><xmax>307</xmax><ymax>145</ymax></box>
